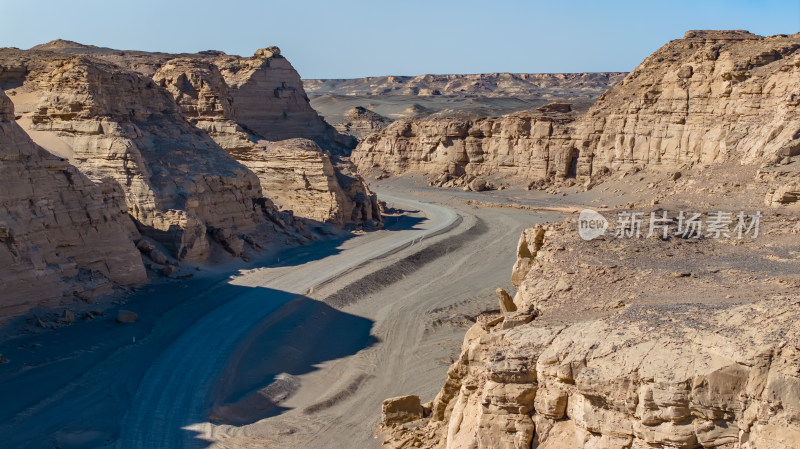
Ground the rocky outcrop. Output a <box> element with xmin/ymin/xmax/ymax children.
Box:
<box><xmin>332</xmin><ymin>106</ymin><xmax>392</xmax><ymax>139</ymax></box>
<box><xmin>354</xmin><ymin>110</ymin><xmax>575</xmax><ymax>182</ymax></box>
<box><xmin>0</xmin><ymin>90</ymin><xmax>145</xmax><ymax>316</ymax></box>
<box><xmin>381</xmin><ymin>209</ymin><xmax>800</xmax><ymax>448</ymax></box>
<box><xmin>151</xmin><ymin>56</ymin><xmax>380</xmax><ymax>226</ymax></box>
<box><xmin>6</xmin><ymin>41</ymin><xmax>378</xmax><ymax>227</ymax></box>
<box><xmin>414</xmin><ymin>297</ymin><xmax>800</xmax><ymax>449</ymax></box>
<box><xmin>139</xmin><ymin>49</ymin><xmax>356</xmax><ymax>153</ymax></box>
<box><xmin>228</xmin><ymin>138</ymin><xmax>381</xmax><ymax>225</ymax></box>
<box><xmin>354</xmin><ymin>31</ymin><xmax>800</xmax><ymax>183</ymax></box>
<box><xmin>6</xmin><ymin>54</ymin><xmax>278</xmax><ymax>261</ymax></box>
<box><xmin>212</xmin><ymin>49</ymin><xmax>357</xmax><ymax>152</ymax></box>
<box><xmin>382</xmin><ymin>395</ymin><xmax>425</xmax><ymax>427</ymax></box>
<box><xmin>1</xmin><ymin>41</ymin><xmax>382</xmax><ymax>263</ymax></box>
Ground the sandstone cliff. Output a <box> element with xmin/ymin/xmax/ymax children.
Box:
<box><xmin>380</xmin><ymin>207</ymin><xmax>800</xmax><ymax>448</ymax></box>
<box><xmin>26</xmin><ymin>41</ymin><xmax>358</xmax><ymax>153</ymax></box>
<box><xmin>151</xmin><ymin>56</ymin><xmax>380</xmax><ymax>226</ymax></box>
<box><xmin>0</xmin><ymin>90</ymin><xmax>146</xmax><ymax>316</ymax></box>
<box><xmin>2</xmin><ymin>52</ymin><xmax>281</xmax><ymax>261</ymax></box>
<box><xmin>354</xmin><ymin>31</ymin><xmax>800</xmax><ymax>184</ymax></box>
<box><xmin>2</xmin><ymin>43</ymin><xmax>380</xmax><ymax>266</ymax></box>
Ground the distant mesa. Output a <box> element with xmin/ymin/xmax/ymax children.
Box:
<box><xmin>332</xmin><ymin>106</ymin><xmax>392</xmax><ymax>140</ymax></box>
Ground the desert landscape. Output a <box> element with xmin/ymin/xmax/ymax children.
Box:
<box><xmin>0</xmin><ymin>3</ymin><xmax>799</xmax><ymax>449</ymax></box>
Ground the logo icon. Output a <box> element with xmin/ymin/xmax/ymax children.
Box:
<box><xmin>578</xmin><ymin>209</ymin><xmax>608</xmax><ymax>240</ymax></box>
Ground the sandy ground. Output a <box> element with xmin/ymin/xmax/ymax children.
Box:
<box><xmin>183</xmin><ymin>181</ymin><xmax>563</xmax><ymax>449</ymax></box>
<box><xmin>0</xmin><ymin>179</ymin><xmax>561</xmax><ymax>449</ymax></box>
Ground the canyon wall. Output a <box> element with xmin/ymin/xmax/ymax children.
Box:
<box><xmin>5</xmin><ymin>52</ymin><xmax>274</xmax><ymax>261</ymax></box>
<box><xmin>0</xmin><ymin>90</ymin><xmax>146</xmax><ymax>315</ymax></box>
<box><xmin>0</xmin><ymin>41</ymin><xmax>381</xmax><ymax>314</ymax></box>
<box><xmin>1</xmin><ymin>44</ymin><xmax>380</xmax><ymax>266</ymax></box>
<box><xmin>151</xmin><ymin>56</ymin><xmax>380</xmax><ymax>226</ymax></box>
<box><xmin>421</xmin><ymin>298</ymin><xmax>800</xmax><ymax>449</ymax></box>
<box><xmin>354</xmin><ymin>31</ymin><xmax>800</xmax><ymax>182</ymax></box>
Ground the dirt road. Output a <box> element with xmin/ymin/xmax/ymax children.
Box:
<box><xmin>186</xmin><ymin>185</ymin><xmax>560</xmax><ymax>448</ymax></box>
<box><xmin>116</xmin><ymin>194</ymin><xmax>460</xmax><ymax>448</ymax></box>
<box><xmin>0</xmin><ymin>185</ymin><xmax>559</xmax><ymax>449</ymax></box>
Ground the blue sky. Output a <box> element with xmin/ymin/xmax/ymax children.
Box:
<box><xmin>2</xmin><ymin>0</ymin><xmax>798</xmax><ymax>78</ymax></box>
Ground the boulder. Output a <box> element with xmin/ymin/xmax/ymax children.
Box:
<box><xmin>496</xmin><ymin>288</ymin><xmax>517</xmax><ymax>313</ymax></box>
<box><xmin>469</xmin><ymin>179</ymin><xmax>488</xmax><ymax>192</ymax></box>
<box><xmin>381</xmin><ymin>395</ymin><xmax>424</xmax><ymax>427</ymax></box>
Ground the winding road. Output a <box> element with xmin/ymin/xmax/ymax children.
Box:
<box><xmin>117</xmin><ymin>195</ymin><xmax>459</xmax><ymax>448</ymax></box>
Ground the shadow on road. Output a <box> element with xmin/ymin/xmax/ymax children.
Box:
<box><xmin>263</xmin><ymin>208</ymin><xmax>426</xmax><ymax>269</ymax></box>
<box><xmin>0</xmin><ymin>206</ymin><xmax>426</xmax><ymax>449</ymax></box>
<box><xmin>204</xmin><ymin>292</ymin><xmax>378</xmax><ymax>429</ymax></box>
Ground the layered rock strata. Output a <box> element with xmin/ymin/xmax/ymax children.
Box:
<box><xmin>1</xmin><ymin>43</ymin><xmax>380</xmax><ymax>266</ymax></box>
<box><xmin>151</xmin><ymin>57</ymin><xmax>380</xmax><ymax>226</ymax></box>
<box><xmin>5</xmin><ymin>54</ymin><xmax>276</xmax><ymax>261</ymax></box>
<box><xmin>354</xmin><ymin>31</ymin><xmax>800</xmax><ymax>183</ymax></box>
<box><xmin>0</xmin><ymin>90</ymin><xmax>145</xmax><ymax>315</ymax></box>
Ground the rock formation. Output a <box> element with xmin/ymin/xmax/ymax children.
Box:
<box><xmin>2</xmin><ymin>52</ymin><xmax>278</xmax><ymax>261</ymax></box>
<box><xmin>354</xmin><ymin>110</ymin><xmax>575</xmax><ymax>183</ymax></box>
<box><xmin>151</xmin><ymin>56</ymin><xmax>380</xmax><ymax>226</ymax></box>
<box><xmin>354</xmin><ymin>31</ymin><xmax>800</xmax><ymax>184</ymax></box>
<box><xmin>0</xmin><ymin>90</ymin><xmax>145</xmax><ymax>315</ymax></box>
<box><xmin>401</xmin><ymin>297</ymin><xmax>800</xmax><ymax>449</ymax></box>
<box><xmin>31</xmin><ymin>42</ymin><xmax>358</xmax><ymax>153</ymax></box>
<box><xmin>227</xmin><ymin>138</ymin><xmax>381</xmax><ymax>225</ymax></box>
<box><xmin>1</xmin><ymin>42</ymin><xmax>381</xmax><ymax>268</ymax></box>
<box><xmin>332</xmin><ymin>106</ymin><xmax>392</xmax><ymax>139</ymax></box>
<box><xmin>377</xmin><ymin>31</ymin><xmax>800</xmax><ymax>448</ymax></box>
<box><xmin>212</xmin><ymin>49</ymin><xmax>357</xmax><ymax>152</ymax></box>
<box><xmin>380</xmin><ymin>210</ymin><xmax>800</xmax><ymax>449</ymax></box>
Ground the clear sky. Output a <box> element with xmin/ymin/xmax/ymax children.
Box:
<box><xmin>2</xmin><ymin>0</ymin><xmax>798</xmax><ymax>78</ymax></box>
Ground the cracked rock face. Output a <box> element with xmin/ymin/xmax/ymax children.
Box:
<box><xmin>430</xmin><ymin>298</ymin><xmax>800</xmax><ymax>449</ymax></box>
<box><xmin>0</xmin><ymin>89</ymin><xmax>145</xmax><ymax>315</ymax></box>
<box><xmin>354</xmin><ymin>31</ymin><xmax>800</xmax><ymax>183</ymax></box>
<box><xmin>227</xmin><ymin>138</ymin><xmax>381</xmax><ymax>225</ymax></box>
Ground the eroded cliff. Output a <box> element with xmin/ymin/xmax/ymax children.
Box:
<box><xmin>0</xmin><ymin>90</ymin><xmax>146</xmax><ymax>315</ymax></box>
<box><xmin>354</xmin><ymin>31</ymin><xmax>800</xmax><ymax>185</ymax></box>
<box><xmin>151</xmin><ymin>56</ymin><xmax>380</xmax><ymax>226</ymax></box>
<box><xmin>3</xmin><ymin>52</ymin><xmax>279</xmax><ymax>261</ymax></box>
<box><xmin>1</xmin><ymin>42</ymin><xmax>381</xmax><ymax>268</ymax></box>
<box><xmin>380</xmin><ymin>206</ymin><xmax>800</xmax><ymax>448</ymax></box>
